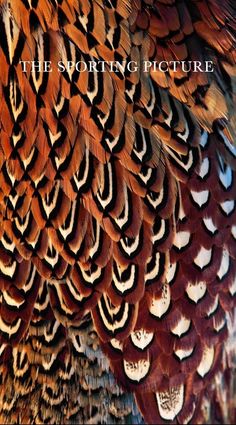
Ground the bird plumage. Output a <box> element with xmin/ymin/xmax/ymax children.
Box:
<box><xmin>0</xmin><ymin>0</ymin><xmax>236</xmax><ymax>423</ymax></box>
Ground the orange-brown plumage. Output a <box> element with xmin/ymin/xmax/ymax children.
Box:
<box><xmin>0</xmin><ymin>0</ymin><xmax>236</xmax><ymax>424</ymax></box>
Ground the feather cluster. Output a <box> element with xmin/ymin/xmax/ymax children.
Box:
<box><xmin>0</xmin><ymin>0</ymin><xmax>236</xmax><ymax>423</ymax></box>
